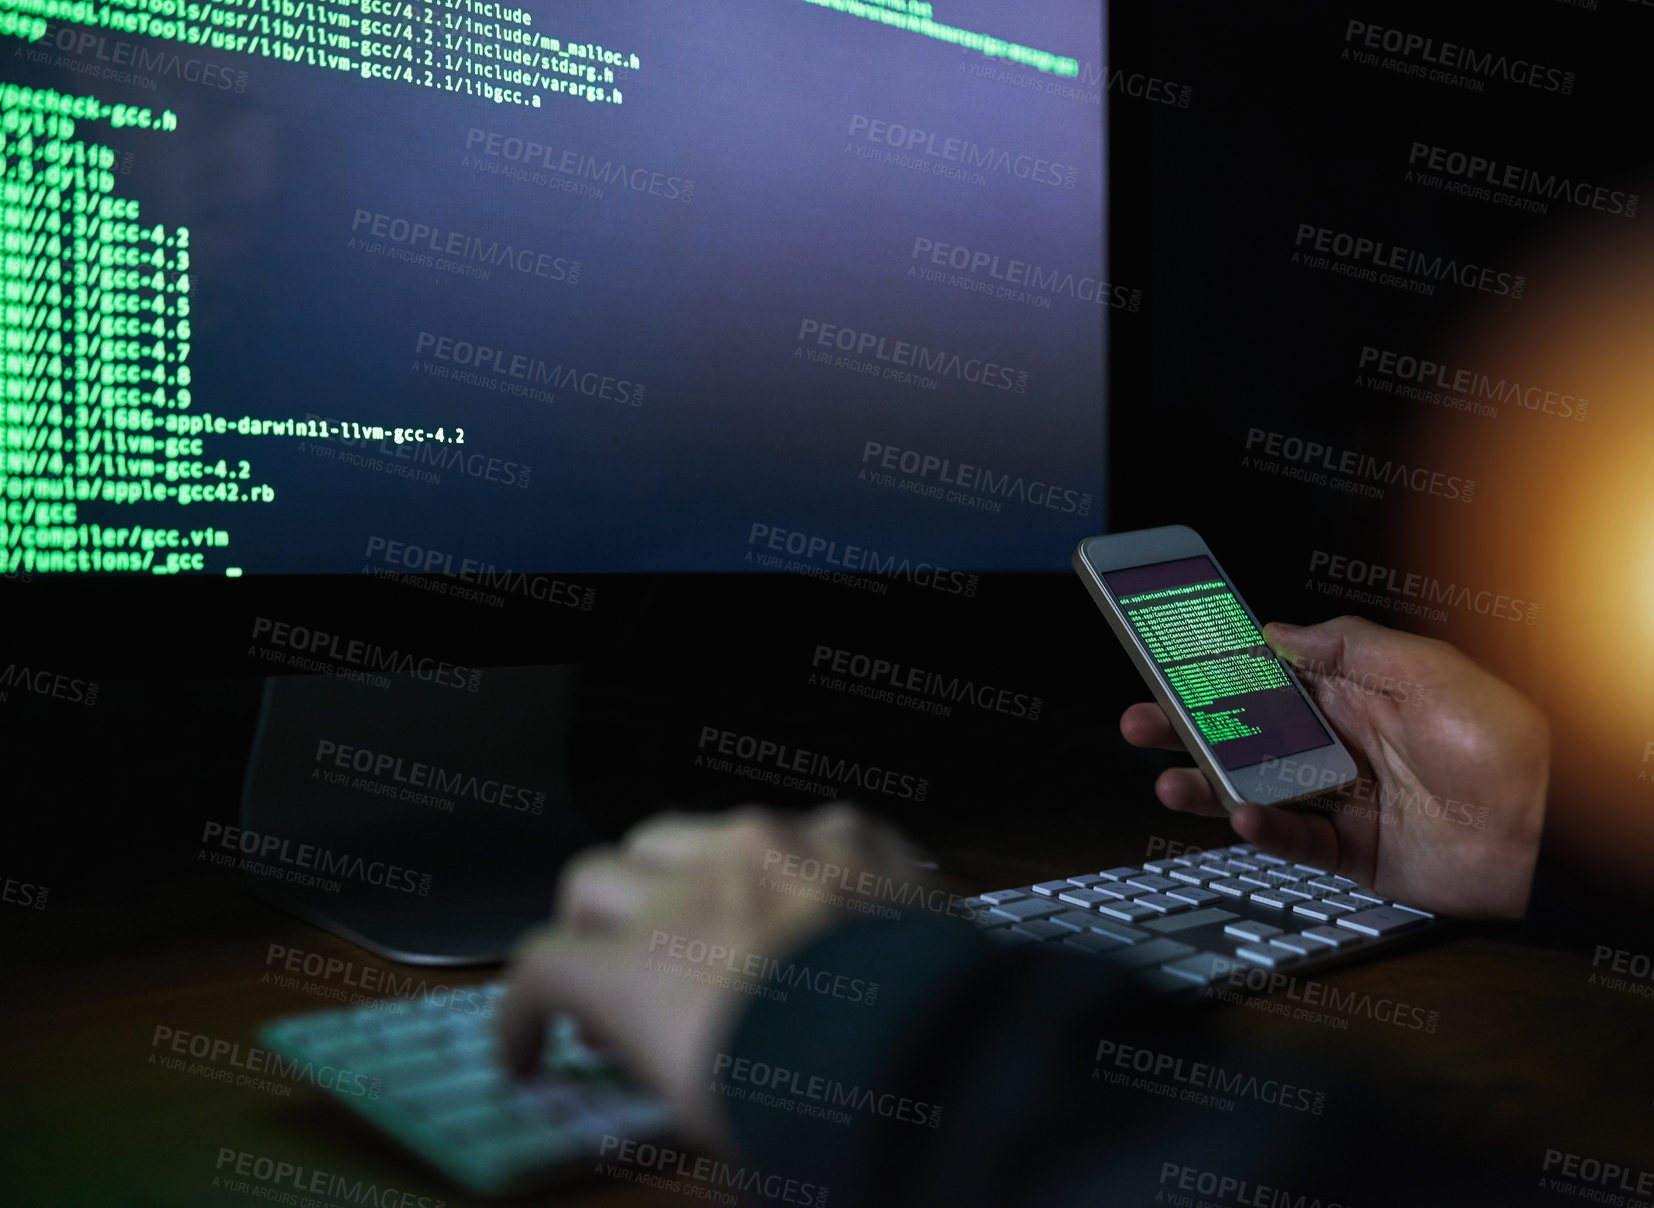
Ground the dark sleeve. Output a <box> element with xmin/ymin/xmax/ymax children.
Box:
<box><xmin>712</xmin><ymin>914</ymin><xmax>1507</xmax><ymax>1208</ymax></box>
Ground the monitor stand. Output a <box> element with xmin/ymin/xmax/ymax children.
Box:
<box><xmin>237</xmin><ymin>664</ymin><xmax>592</xmax><ymax>965</ymax></box>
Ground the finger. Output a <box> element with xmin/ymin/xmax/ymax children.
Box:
<box><xmin>801</xmin><ymin>799</ymin><xmax>871</xmax><ymax>838</ymax></box>
<box><xmin>787</xmin><ymin>802</ymin><xmax>907</xmax><ymax>892</ymax></box>
<box><xmin>1155</xmin><ymin>767</ymin><xmax>1227</xmax><ymax>817</ymax></box>
<box><xmin>1121</xmin><ymin>702</ymin><xmax>1182</xmax><ymax>750</ymax></box>
<box><xmin>1228</xmin><ymin>801</ymin><xmax>1341</xmax><ymax>873</ymax></box>
<box><xmin>622</xmin><ymin>808</ymin><xmax>746</xmax><ymax>867</ymax></box>
<box><xmin>553</xmin><ymin>849</ymin><xmax>654</xmax><ymax>929</ymax></box>
<box><xmin>497</xmin><ymin>928</ymin><xmax>613</xmax><ymax>1076</ymax></box>
<box><xmin>1263</xmin><ymin>616</ymin><xmax>1447</xmax><ymax>693</ymax></box>
<box><xmin>802</xmin><ymin>800</ymin><xmax>909</xmax><ymax>867</ymax></box>
<box><xmin>712</xmin><ymin>805</ymin><xmax>808</xmax><ymax>874</ymax></box>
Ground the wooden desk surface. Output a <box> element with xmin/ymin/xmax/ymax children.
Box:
<box><xmin>4</xmin><ymin>836</ymin><xmax>1651</xmax><ymax>1207</ymax></box>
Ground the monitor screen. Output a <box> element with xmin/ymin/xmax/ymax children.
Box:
<box><xmin>1</xmin><ymin>0</ymin><xmax>1106</xmax><ymax>577</ymax></box>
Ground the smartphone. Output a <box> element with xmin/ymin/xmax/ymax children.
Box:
<box><xmin>1072</xmin><ymin>525</ymin><xmax>1358</xmax><ymax>810</ymax></box>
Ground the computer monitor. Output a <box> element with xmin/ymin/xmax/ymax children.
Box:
<box><xmin>2</xmin><ymin>0</ymin><xmax>1107</xmax><ymax>585</ymax></box>
<box><xmin>2</xmin><ymin>1</ymin><xmax>1111</xmax><ymax>956</ymax></box>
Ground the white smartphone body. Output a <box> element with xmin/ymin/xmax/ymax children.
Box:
<box><xmin>1073</xmin><ymin>526</ymin><xmax>1359</xmax><ymax>810</ymax></box>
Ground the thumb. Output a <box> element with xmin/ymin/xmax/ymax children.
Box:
<box><xmin>1262</xmin><ymin>615</ymin><xmax>1412</xmax><ymax>685</ymax></box>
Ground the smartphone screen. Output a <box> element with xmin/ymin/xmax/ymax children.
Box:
<box><xmin>1101</xmin><ymin>555</ymin><xmax>1331</xmax><ymax>771</ymax></box>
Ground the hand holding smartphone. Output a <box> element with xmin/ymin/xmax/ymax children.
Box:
<box><xmin>1073</xmin><ymin>526</ymin><xmax>1358</xmax><ymax>810</ymax></box>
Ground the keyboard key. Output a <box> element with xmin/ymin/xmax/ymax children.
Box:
<box><xmin>1210</xmin><ymin>878</ymin><xmax>1254</xmax><ymax>897</ymax></box>
<box><xmin>1097</xmin><ymin>900</ymin><xmax>1160</xmax><ymax>922</ymax></box>
<box><xmin>1127</xmin><ymin>874</ymin><xmax>1179</xmax><ymax>892</ymax></box>
<box><xmin>426</xmin><ymin>1098</ymin><xmax>526</xmax><ymax>1144</ymax></box>
<box><xmin>1226</xmin><ymin>843</ymin><xmax>1259</xmax><ymax>855</ymax></box>
<box><xmin>374</xmin><ymin>1018</ymin><xmax>447</xmax><ymax>1048</ymax></box>
<box><xmin>588</xmin><ymin>1099</ymin><xmax>673</xmax><ymax>1143</ymax></box>
<box><xmin>1262</xmin><ymin>869</ymin><xmax>1305</xmax><ymax>884</ymax></box>
<box><xmin>1047</xmin><ymin>909</ymin><xmax>1108</xmax><ymax>931</ymax></box>
<box><xmin>1196</xmin><ymin>861</ymin><xmax>1243</xmax><ymax>877</ymax></box>
<box><xmin>1159</xmin><ymin>952</ymin><xmax>1239</xmax><ymax>985</ymax></box>
<box><xmin>1224</xmin><ymin>920</ymin><xmax>1284</xmax><ymax>943</ymax></box>
<box><xmin>1096</xmin><ymin>883</ymin><xmax>1153</xmax><ymax>900</ymax></box>
<box><xmin>1141</xmin><ymin>859</ymin><xmax>1182</xmax><ymax>874</ymax></box>
<box><xmin>1236</xmin><ymin>872</ymin><xmax>1276</xmax><ymax>888</ymax></box>
<box><xmin>988</xmin><ymin>898</ymin><xmax>1065</xmax><ymax>922</ymax></box>
<box><xmin>1169</xmin><ymin>868</ymin><xmax>1222</xmax><ymax>886</ymax></box>
<box><xmin>1322</xmin><ymin>894</ymin><xmax>1372</xmax><ymax>911</ymax></box>
<box><xmin>1268</xmin><ymin>934</ymin><xmax>1319</xmax><ymax>956</ymax></box>
<box><xmin>1300</xmin><ymin>925</ymin><xmax>1363</xmax><ymax>950</ymax></box>
<box><xmin>1391</xmin><ymin>903</ymin><xmax>1438</xmax><ymax>919</ymax></box>
<box><xmin>504</xmin><ymin>1081</ymin><xmax>596</xmax><ymax>1130</ymax></box>
<box><xmin>1098</xmin><ymin>866</ymin><xmax>1141</xmax><ymax>881</ymax></box>
<box><xmin>1032</xmin><ymin>879</ymin><xmax>1075</xmax><ymax>896</ymax></box>
<box><xmin>1132</xmin><ymin>968</ymin><xmax>1201</xmax><ymax>996</ymax></box>
<box><xmin>358</xmin><ymin>1048</ymin><xmax>452</xmax><ymax>1082</ymax></box>
<box><xmin>1309</xmin><ymin>876</ymin><xmax>1359</xmax><ymax>892</ymax></box>
<box><xmin>1142</xmin><ymin>907</ymin><xmax>1240</xmax><ymax>934</ymax></box>
<box><xmin>1253</xmin><ymin>852</ymin><xmax>1288</xmax><ymax>865</ymax></box>
<box><xmin>1222</xmin><ymin>855</ymin><xmax>1263</xmax><ymax>871</ymax></box>
<box><xmin>979</xmin><ymin>889</ymin><xmax>1029</xmax><ymax>905</ymax></box>
<box><xmin>1063</xmin><ymin>931</ymin><xmax>1128</xmax><ymax>955</ymax></box>
<box><xmin>1058</xmin><ymin>888</ymin><xmax>1115</xmax><ymax>910</ymax></box>
<box><xmin>296</xmin><ymin>1033</ymin><xmax>377</xmax><ymax>1065</ymax></box>
<box><xmin>1101</xmin><ymin>938</ymin><xmax>1197</xmax><ymax>970</ymax></box>
<box><xmin>1336</xmin><ymin>906</ymin><xmax>1430</xmax><ymax>937</ymax></box>
<box><xmin>1165</xmin><ymin>886</ymin><xmax>1223</xmax><ymax>906</ymax></box>
<box><xmin>542</xmin><ymin>1014</ymin><xmax>597</xmax><ymax>1063</ymax></box>
<box><xmin>469</xmin><ymin>1128</ymin><xmax>583</xmax><ymax>1175</ymax></box>
<box><xmin>1134</xmin><ymin>893</ymin><xmax>1193</xmax><ymax>914</ymax></box>
<box><xmin>1293</xmin><ymin>862</ymin><xmax>1329</xmax><ymax>876</ymax></box>
<box><xmin>984</xmin><ymin>928</ymin><xmax>1036</xmax><ymax>946</ymax></box>
<box><xmin>434</xmin><ymin>1029</ymin><xmax>495</xmax><ymax>1063</ymax></box>
<box><xmin>1347</xmin><ymin>888</ymin><xmax>1387</xmax><ymax>905</ymax></box>
<box><xmin>1011</xmin><ymin>920</ymin><xmax>1075</xmax><ymax>942</ymax></box>
<box><xmin>1248</xmin><ymin>889</ymin><xmax>1302</xmax><ymax>909</ymax></box>
<box><xmin>1292</xmin><ymin>900</ymin><xmax>1354</xmax><ymax>923</ymax></box>
<box><xmin>1234</xmin><ymin>943</ymin><xmax>1299</xmax><ymax>968</ymax></box>
<box><xmin>1088</xmin><ymin>918</ymin><xmax>1154</xmax><ymax>944</ymax></box>
<box><xmin>387</xmin><ymin>1066</ymin><xmax>502</xmax><ymax>1112</ymax></box>
<box><xmin>1065</xmin><ymin>874</ymin><xmax>1110</xmax><ymax>889</ymax></box>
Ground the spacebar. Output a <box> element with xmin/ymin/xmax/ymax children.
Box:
<box><xmin>1141</xmin><ymin>907</ymin><xmax>1239</xmax><ymax>934</ymax></box>
<box><xmin>1100</xmin><ymin>938</ymin><xmax>1197</xmax><ymax>969</ymax></box>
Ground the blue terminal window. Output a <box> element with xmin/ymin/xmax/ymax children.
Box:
<box><xmin>1</xmin><ymin>1</ymin><xmax>1105</xmax><ymax>575</ymax></box>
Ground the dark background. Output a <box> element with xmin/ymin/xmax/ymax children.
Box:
<box><xmin>7</xmin><ymin>5</ymin><xmax>1654</xmax><ymax>1204</ymax></box>
<box><xmin>5</xmin><ymin>0</ymin><xmax>1649</xmax><ymax>940</ymax></box>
